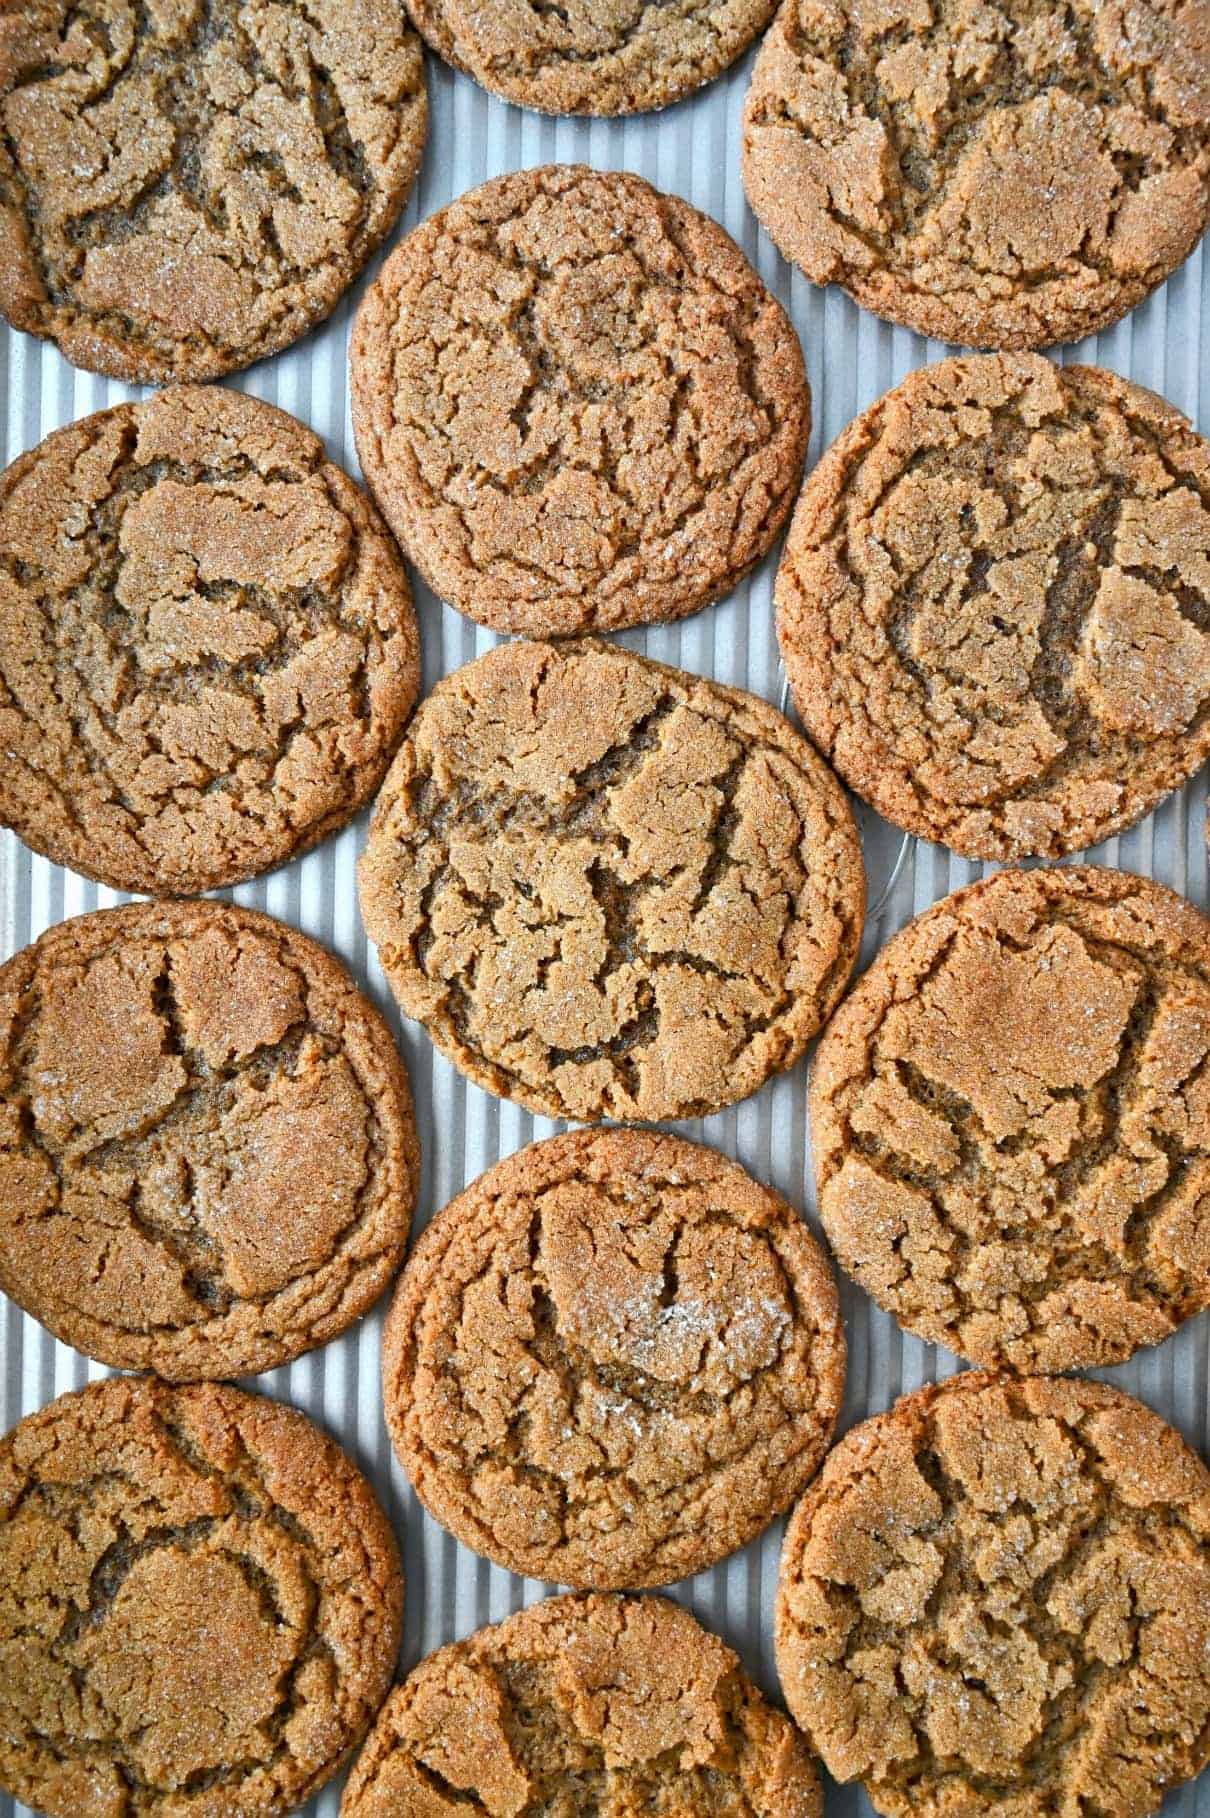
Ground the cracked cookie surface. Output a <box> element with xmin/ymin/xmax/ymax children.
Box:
<box><xmin>741</xmin><ymin>0</ymin><xmax>1210</xmax><ymax>348</ymax></box>
<box><xmin>811</xmin><ymin>866</ymin><xmax>1210</xmax><ymax>1370</ymax></box>
<box><xmin>776</xmin><ymin>355</ymin><xmax>1210</xmax><ymax>859</ymax></box>
<box><xmin>0</xmin><ymin>900</ymin><xmax>419</xmax><ymax>1381</ymax></box>
<box><xmin>404</xmin><ymin>0</ymin><xmax>778</xmax><ymax>116</ymax></box>
<box><xmin>342</xmin><ymin>1591</ymin><xmax>822</xmax><ymax>1817</ymax></box>
<box><xmin>775</xmin><ymin>1371</ymin><xmax>1210</xmax><ymax>1818</ymax></box>
<box><xmin>384</xmin><ymin>1128</ymin><xmax>845</xmax><ymax>1588</ymax></box>
<box><xmin>0</xmin><ymin>386</ymin><xmax>421</xmax><ymax>895</ymax></box>
<box><xmin>0</xmin><ymin>1374</ymin><xmax>402</xmax><ymax>1818</ymax></box>
<box><xmin>349</xmin><ymin>165</ymin><xmax>810</xmax><ymax>636</ymax></box>
<box><xmin>0</xmin><ymin>0</ymin><xmax>427</xmax><ymax>382</ymax></box>
<box><xmin>357</xmin><ymin>638</ymin><xmax>865</xmax><ymax>1122</ymax></box>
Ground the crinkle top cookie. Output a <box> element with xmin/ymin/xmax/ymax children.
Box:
<box><xmin>406</xmin><ymin>0</ymin><xmax>778</xmax><ymax>116</ymax></box>
<box><xmin>0</xmin><ymin>900</ymin><xmax>419</xmax><ymax>1382</ymax></box>
<box><xmin>0</xmin><ymin>385</ymin><xmax>421</xmax><ymax>895</ymax></box>
<box><xmin>742</xmin><ymin>0</ymin><xmax>1210</xmax><ymax>348</ymax></box>
<box><xmin>384</xmin><ymin>1128</ymin><xmax>845</xmax><ymax>1588</ymax></box>
<box><xmin>358</xmin><ymin>637</ymin><xmax>865</xmax><ymax>1122</ymax></box>
<box><xmin>0</xmin><ymin>1375</ymin><xmax>402</xmax><ymax>1818</ymax></box>
<box><xmin>810</xmin><ymin>865</ymin><xmax>1210</xmax><ymax>1371</ymax></box>
<box><xmin>0</xmin><ymin>0</ymin><xmax>427</xmax><ymax>381</ymax></box>
<box><xmin>776</xmin><ymin>355</ymin><xmax>1210</xmax><ymax>859</ymax></box>
<box><xmin>342</xmin><ymin>1592</ymin><xmax>822</xmax><ymax>1817</ymax></box>
<box><xmin>350</xmin><ymin>165</ymin><xmax>810</xmax><ymax>635</ymax></box>
<box><xmin>776</xmin><ymin>1372</ymin><xmax>1210</xmax><ymax>1818</ymax></box>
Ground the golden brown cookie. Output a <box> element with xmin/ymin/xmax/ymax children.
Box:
<box><xmin>0</xmin><ymin>0</ymin><xmax>427</xmax><ymax>383</ymax></box>
<box><xmin>358</xmin><ymin>638</ymin><xmax>865</xmax><ymax>1122</ymax></box>
<box><xmin>0</xmin><ymin>386</ymin><xmax>421</xmax><ymax>895</ymax></box>
<box><xmin>0</xmin><ymin>1375</ymin><xmax>403</xmax><ymax>1818</ymax></box>
<box><xmin>350</xmin><ymin>165</ymin><xmax>810</xmax><ymax>636</ymax></box>
<box><xmin>742</xmin><ymin>0</ymin><xmax>1210</xmax><ymax>349</ymax></box>
<box><xmin>342</xmin><ymin>1591</ymin><xmax>822</xmax><ymax>1817</ymax></box>
<box><xmin>384</xmin><ymin>1128</ymin><xmax>845</xmax><ymax>1588</ymax></box>
<box><xmin>0</xmin><ymin>900</ymin><xmax>419</xmax><ymax>1381</ymax></box>
<box><xmin>777</xmin><ymin>355</ymin><xmax>1210</xmax><ymax>859</ymax></box>
<box><xmin>811</xmin><ymin>866</ymin><xmax>1210</xmax><ymax>1371</ymax></box>
<box><xmin>776</xmin><ymin>1371</ymin><xmax>1210</xmax><ymax>1818</ymax></box>
<box><xmin>405</xmin><ymin>0</ymin><xmax>778</xmax><ymax>115</ymax></box>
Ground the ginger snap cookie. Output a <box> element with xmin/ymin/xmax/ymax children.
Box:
<box><xmin>358</xmin><ymin>638</ymin><xmax>864</xmax><ymax>1122</ymax></box>
<box><xmin>741</xmin><ymin>0</ymin><xmax>1210</xmax><ymax>349</ymax></box>
<box><xmin>776</xmin><ymin>1371</ymin><xmax>1210</xmax><ymax>1818</ymax></box>
<box><xmin>777</xmin><ymin>355</ymin><xmax>1210</xmax><ymax>859</ymax></box>
<box><xmin>342</xmin><ymin>1591</ymin><xmax>822</xmax><ymax>1817</ymax></box>
<box><xmin>811</xmin><ymin>865</ymin><xmax>1210</xmax><ymax>1371</ymax></box>
<box><xmin>0</xmin><ymin>386</ymin><xmax>421</xmax><ymax>895</ymax></box>
<box><xmin>350</xmin><ymin>165</ymin><xmax>810</xmax><ymax>636</ymax></box>
<box><xmin>404</xmin><ymin>0</ymin><xmax>778</xmax><ymax>116</ymax></box>
<box><xmin>0</xmin><ymin>900</ymin><xmax>419</xmax><ymax>1381</ymax></box>
<box><xmin>0</xmin><ymin>0</ymin><xmax>427</xmax><ymax>383</ymax></box>
<box><xmin>384</xmin><ymin>1128</ymin><xmax>845</xmax><ymax>1588</ymax></box>
<box><xmin>0</xmin><ymin>1374</ymin><xmax>402</xmax><ymax>1818</ymax></box>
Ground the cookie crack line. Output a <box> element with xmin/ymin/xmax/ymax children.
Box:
<box><xmin>359</xmin><ymin>638</ymin><xmax>864</xmax><ymax>1122</ymax></box>
<box><xmin>0</xmin><ymin>0</ymin><xmax>427</xmax><ymax>381</ymax></box>
<box><xmin>350</xmin><ymin>164</ymin><xmax>810</xmax><ymax>636</ymax></box>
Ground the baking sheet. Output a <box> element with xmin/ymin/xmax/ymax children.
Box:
<box><xmin>2</xmin><ymin>39</ymin><xmax>1209</xmax><ymax>1818</ymax></box>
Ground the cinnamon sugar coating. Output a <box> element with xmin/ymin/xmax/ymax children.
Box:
<box><xmin>0</xmin><ymin>386</ymin><xmax>420</xmax><ymax>895</ymax></box>
<box><xmin>0</xmin><ymin>0</ymin><xmax>427</xmax><ymax>382</ymax></box>
<box><xmin>404</xmin><ymin>0</ymin><xmax>778</xmax><ymax>116</ymax></box>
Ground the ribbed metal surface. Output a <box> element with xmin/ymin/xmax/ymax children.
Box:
<box><xmin>1</xmin><ymin>44</ymin><xmax>1208</xmax><ymax>1818</ymax></box>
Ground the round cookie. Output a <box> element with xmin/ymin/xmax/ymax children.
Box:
<box><xmin>0</xmin><ymin>1375</ymin><xmax>403</xmax><ymax>1818</ymax></box>
<box><xmin>350</xmin><ymin>165</ymin><xmax>810</xmax><ymax>636</ymax></box>
<box><xmin>404</xmin><ymin>0</ymin><xmax>778</xmax><ymax>116</ymax></box>
<box><xmin>776</xmin><ymin>355</ymin><xmax>1210</xmax><ymax>859</ymax></box>
<box><xmin>741</xmin><ymin>0</ymin><xmax>1210</xmax><ymax>349</ymax></box>
<box><xmin>0</xmin><ymin>0</ymin><xmax>427</xmax><ymax>383</ymax></box>
<box><xmin>0</xmin><ymin>386</ymin><xmax>421</xmax><ymax>895</ymax></box>
<box><xmin>0</xmin><ymin>900</ymin><xmax>419</xmax><ymax>1381</ymax></box>
<box><xmin>775</xmin><ymin>1371</ymin><xmax>1210</xmax><ymax>1818</ymax></box>
<box><xmin>358</xmin><ymin>637</ymin><xmax>865</xmax><ymax>1122</ymax></box>
<box><xmin>811</xmin><ymin>866</ymin><xmax>1210</xmax><ymax>1371</ymax></box>
<box><xmin>342</xmin><ymin>1592</ymin><xmax>822</xmax><ymax>1817</ymax></box>
<box><xmin>384</xmin><ymin>1128</ymin><xmax>845</xmax><ymax>1588</ymax></box>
